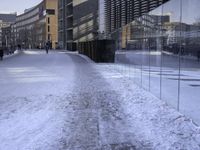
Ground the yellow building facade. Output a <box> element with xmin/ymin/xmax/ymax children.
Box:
<box><xmin>15</xmin><ymin>0</ymin><xmax>58</xmax><ymax>49</ymax></box>
<box><xmin>45</xmin><ymin>0</ymin><xmax>58</xmax><ymax>49</ymax></box>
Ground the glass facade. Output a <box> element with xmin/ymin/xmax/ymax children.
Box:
<box><xmin>113</xmin><ymin>0</ymin><xmax>200</xmax><ymax>125</ymax></box>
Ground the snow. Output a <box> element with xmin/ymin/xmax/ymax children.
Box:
<box><xmin>0</xmin><ymin>50</ymin><xmax>200</xmax><ymax>149</ymax></box>
<box><xmin>0</xmin><ymin>95</ymin><xmax>70</xmax><ymax>150</ymax></box>
<box><xmin>115</xmin><ymin>50</ymin><xmax>200</xmax><ymax>125</ymax></box>
<box><xmin>97</xmin><ymin>64</ymin><xmax>200</xmax><ymax>149</ymax></box>
<box><xmin>0</xmin><ymin>50</ymin><xmax>75</xmax><ymax>150</ymax></box>
<box><xmin>3</xmin><ymin>50</ymin><xmax>20</xmax><ymax>59</ymax></box>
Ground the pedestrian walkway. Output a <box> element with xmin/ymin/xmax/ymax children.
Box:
<box><xmin>0</xmin><ymin>50</ymin><xmax>199</xmax><ymax>150</ymax></box>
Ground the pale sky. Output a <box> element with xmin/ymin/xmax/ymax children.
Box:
<box><xmin>0</xmin><ymin>0</ymin><xmax>42</xmax><ymax>15</ymax></box>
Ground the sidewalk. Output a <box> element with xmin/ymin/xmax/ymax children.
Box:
<box><xmin>0</xmin><ymin>51</ymin><xmax>200</xmax><ymax>149</ymax></box>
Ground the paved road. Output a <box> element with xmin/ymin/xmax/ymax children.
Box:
<box><xmin>0</xmin><ymin>50</ymin><xmax>139</xmax><ymax>150</ymax></box>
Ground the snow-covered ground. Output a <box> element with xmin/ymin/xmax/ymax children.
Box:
<box><xmin>96</xmin><ymin>63</ymin><xmax>200</xmax><ymax>149</ymax></box>
<box><xmin>3</xmin><ymin>50</ymin><xmax>21</xmax><ymax>60</ymax></box>
<box><xmin>115</xmin><ymin>50</ymin><xmax>200</xmax><ymax>125</ymax></box>
<box><xmin>0</xmin><ymin>50</ymin><xmax>200</xmax><ymax>150</ymax></box>
<box><xmin>0</xmin><ymin>50</ymin><xmax>75</xmax><ymax>150</ymax></box>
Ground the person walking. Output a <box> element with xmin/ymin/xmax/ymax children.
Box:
<box><xmin>0</xmin><ymin>49</ymin><xmax>4</xmax><ymax>61</ymax></box>
<box><xmin>45</xmin><ymin>42</ymin><xmax>49</xmax><ymax>54</ymax></box>
<box><xmin>197</xmin><ymin>50</ymin><xmax>200</xmax><ymax>62</ymax></box>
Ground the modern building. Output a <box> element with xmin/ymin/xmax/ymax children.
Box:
<box><xmin>121</xmin><ymin>14</ymin><xmax>170</xmax><ymax>49</ymax></box>
<box><xmin>0</xmin><ymin>13</ymin><xmax>16</xmax><ymax>48</ymax></box>
<box><xmin>14</xmin><ymin>0</ymin><xmax>58</xmax><ymax>49</ymax></box>
<box><xmin>73</xmin><ymin>0</ymin><xmax>99</xmax><ymax>42</ymax></box>
<box><xmin>2</xmin><ymin>26</ymin><xmax>12</xmax><ymax>51</ymax></box>
<box><xmin>58</xmin><ymin>0</ymin><xmax>74</xmax><ymax>50</ymax></box>
<box><xmin>58</xmin><ymin>0</ymin><xmax>99</xmax><ymax>50</ymax></box>
<box><xmin>104</xmin><ymin>0</ymin><xmax>170</xmax><ymax>34</ymax></box>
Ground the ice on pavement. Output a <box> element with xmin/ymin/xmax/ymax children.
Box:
<box><xmin>0</xmin><ymin>50</ymin><xmax>200</xmax><ymax>150</ymax></box>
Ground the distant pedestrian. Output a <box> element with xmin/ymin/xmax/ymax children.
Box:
<box><xmin>197</xmin><ymin>51</ymin><xmax>200</xmax><ymax>62</ymax></box>
<box><xmin>18</xmin><ymin>44</ymin><xmax>21</xmax><ymax>50</ymax></box>
<box><xmin>0</xmin><ymin>49</ymin><xmax>4</xmax><ymax>61</ymax></box>
<box><xmin>45</xmin><ymin>42</ymin><xmax>49</xmax><ymax>54</ymax></box>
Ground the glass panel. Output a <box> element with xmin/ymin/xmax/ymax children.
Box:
<box><xmin>161</xmin><ymin>0</ymin><xmax>181</xmax><ymax>108</ymax></box>
<box><xmin>141</xmin><ymin>14</ymin><xmax>151</xmax><ymax>91</ymax></box>
<box><xmin>180</xmin><ymin>0</ymin><xmax>200</xmax><ymax>125</ymax></box>
<box><xmin>128</xmin><ymin>18</ymin><xmax>143</xmax><ymax>87</ymax></box>
<box><xmin>114</xmin><ymin>29</ymin><xmax>126</xmax><ymax>77</ymax></box>
<box><xmin>148</xmin><ymin>5</ymin><xmax>164</xmax><ymax>97</ymax></box>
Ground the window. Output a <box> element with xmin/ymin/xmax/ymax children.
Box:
<box><xmin>46</xmin><ymin>9</ymin><xmax>55</xmax><ymax>15</ymax></box>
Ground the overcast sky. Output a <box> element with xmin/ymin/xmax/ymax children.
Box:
<box><xmin>0</xmin><ymin>0</ymin><xmax>42</xmax><ymax>15</ymax></box>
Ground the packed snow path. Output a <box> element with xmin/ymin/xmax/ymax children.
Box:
<box><xmin>0</xmin><ymin>50</ymin><xmax>200</xmax><ymax>150</ymax></box>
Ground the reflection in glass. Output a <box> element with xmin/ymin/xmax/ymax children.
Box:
<box><xmin>113</xmin><ymin>0</ymin><xmax>200</xmax><ymax>125</ymax></box>
<box><xmin>160</xmin><ymin>0</ymin><xmax>181</xmax><ymax>109</ymax></box>
<box><xmin>180</xmin><ymin>0</ymin><xmax>200</xmax><ymax>125</ymax></box>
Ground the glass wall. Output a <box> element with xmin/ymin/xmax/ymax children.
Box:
<box><xmin>180</xmin><ymin>0</ymin><xmax>200</xmax><ymax>125</ymax></box>
<box><xmin>114</xmin><ymin>0</ymin><xmax>200</xmax><ymax>125</ymax></box>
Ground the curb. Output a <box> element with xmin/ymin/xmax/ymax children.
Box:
<box><xmin>64</xmin><ymin>50</ymin><xmax>95</xmax><ymax>63</ymax></box>
<box><xmin>78</xmin><ymin>53</ymin><xmax>95</xmax><ymax>63</ymax></box>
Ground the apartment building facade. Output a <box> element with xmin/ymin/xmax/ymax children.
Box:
<box><xmin>104</xmin><ymin>0</ymin><xmax>170</xmax><ymax>34</ymax></box>
<box><xmin>58</xmin><ymin>0</ymin><xmax>99</xmax><ymax>50</ymax></box>
<box><xmin>14</xmin><ymin>0</ymin><xmax>58</xmax><ymax>49</ymax></box>
<box><xmin>0</xmin><ymin>14</ymin><xmax>16</xmax><ymax>48</ymax></box>
<box><xmin>58</xmin><ymin>0</ymin><xmax>73</xmax><ymax>49</ymax></box>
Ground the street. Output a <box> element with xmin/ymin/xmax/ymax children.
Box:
<box><xmin>0</xmin><ymin>50</ymin><xmax>200</xmax><ymax>150</ymax></box>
